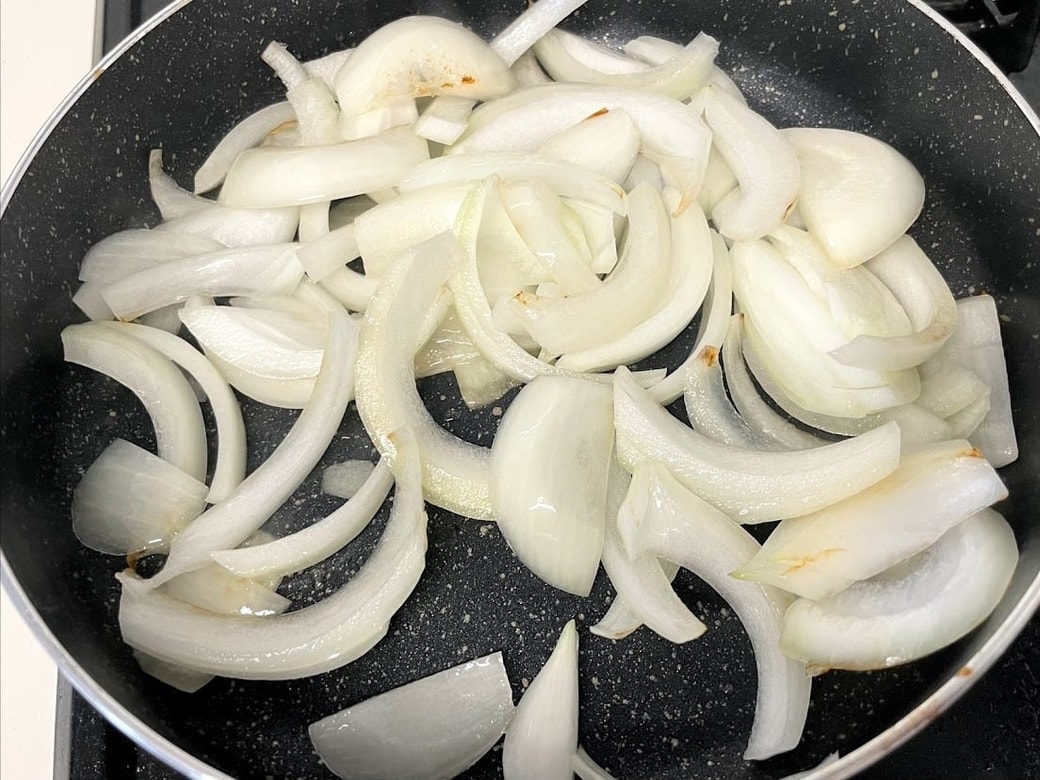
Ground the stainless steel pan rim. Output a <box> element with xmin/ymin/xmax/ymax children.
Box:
<box><xmin>1</xmin><ymin>0</ymin><xmax>1036</xmax><ymax>777</ymax></box>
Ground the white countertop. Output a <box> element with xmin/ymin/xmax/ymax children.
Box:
<box><xmin>1</xmin><ymin>2</ymin><xmax>98</xmax><ymax>778</ymax></box>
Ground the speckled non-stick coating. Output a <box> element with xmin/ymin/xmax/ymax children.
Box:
<box><xmin>1</xmin><ymin>0</ymin><xmax>1038</xmax><ymax>778</ymax></box>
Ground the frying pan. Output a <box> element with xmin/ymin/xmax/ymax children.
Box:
<box><xmin>1</xmin><ymin>0</ymin><xmax>1038</xmax><ymax>777</ymax></box>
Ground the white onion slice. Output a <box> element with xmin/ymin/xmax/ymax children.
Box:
<box><xmin>161</xmin><ymin>565</ymin><xmax>290</xmax><ymax>618</ymax></box>
<box><xmin>72</xmin><ymin>439</ymin><xmax>207</xmax><ymax>556</ymax></box>
<box><xmin>615</xmin><ymin>366</ymin><xmax>901</xmax><ymax>522</ymax></box>
<box><xmin>781</xmin><ymin>508</ymin><xmax>1018</xmax><ymax>672</ymax></box>
<box><xmin>155</xmin><ymin>203</ymin><xmax>299</xmax><ymax>247</ymax></box>
<box><xmin>116</xmin><ymin>426</ymin><xmax>427</xmax><ymax>679</ymax></box>
<box><xmin>99</xmin><ymin>321</ymin><xmax>247</xmax><ymax>502</ymax></box>
<box><xmin>283</xmin><ymin>72</ymin><xmax>341</xmax><ymax>146</ymax></box>
<box><xmin>148</xmin><ymin>150</ymin><xmax>213</xmax><ymax>221</ymax></box>
<box><xmin>298</xmin><ymin>201</ymin><xmax>331</xmax><ymax>244</ymax></box>
<box><xmin>218</xmin><ymin>129</ymin><xmax>430</xmax><ymax>208</ymax></box>
<box><xmin>538</xmin><ymin>108</ymin><xmax>640</xmax><ymax>184</ymax></box>
<box><xmin>309</xmin><ymin>652</ymin><xmax>514</xmax><ymax>780</ymax></box>
<box><xmin>322</xmin><ymin>459</ymin><xmax>379</xmax><ymax>500</ymax></box>
<box><xmin>616</xmin><ymin>462</ymin><xmax>810</xmax><ymax>760</ymax></box>
<box><xmin>572</xmin><ymin>746</ymin><xmax>618</xmax><ymax>780</ymax></box>
<box><xmin>490</xmin><ymin>375</ymin><xmax>613</xmax><ymax>596</ymax></box>
<box><xmin>354</xmin><ymin>230</ymin><xmax>495</xmax><ymax>520</ymax></box>
<box><xmin>304</xmin><ymin>49</ymin><xmax>354</xmax><ymax>88</ymax></box>
<box><xmin>78</xmin><ymin>229</ymin><xmax>226</xmax><ymax>284</ymax></box>
<box><xmin>211</xmin><ymin>460</ymin><xmax>394</xmax><ymax>581</ymax></box>
<box><xmin>146</xmin><ymin>311</ymin><xmax>359</xmax><ymax>589</ymax></box>
<box><xmin>133</xmin><ymin>651</ymin><xmax>214</xmax><ymax>693</ymax></box>
<box><xmin>453</xmin><ymin>357</ymin><xmax>519</xmax><ymax>409</ymax></box>
<box><xmin>503</xmin><ymin>620</ymin><xmax>579</xmax><ymax>780</ymax></box>
<box><xmin>781</xmin><ymin>127</ymin><xmax>925</xmax><ymax>269</ymax></box>
<box><xmin>195</xmin><ymin>101</ymin><xmax>298</xmax><ymax>194</ymax></box>
<box><xmin>297</xmin><ymin>223</ymin><xmax>361</xmax><ymax>282</ymax></box>
<box><xmin>623</xmin><ymin>37</ymin><xmax>746</xmax><ymax>103</ymax></box>
<box><xmin>734</xmin><ymin>439</ymin><xmax>1009</xmax><ymax>600</ymax></box>
<box><xmin>319</xmin><ymin>266</ymin><xmax>380</xmax><ymax>313</ymax></box>
<box><xmin>62</xmin><ymin>322</ymin><xmax>208</xmax><ymax>483</ymax></box>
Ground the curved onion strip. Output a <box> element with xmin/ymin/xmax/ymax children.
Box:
<box><xmin>72</xmin><ymin>439</ymin><xmax>208</xmax><ymax>556</ymax></box>
<box><xmin>194</xmin><ymin>101</ymin><xmax>298</xmax><ymax>194</ymax></box>
<box><xmin>322</xmin><ymin>459</ymin><xmax>378</xmax><ymax>499</ymax></box>
<box><xmin>604</xmin><ymin>460</ymin><xmax>706</xmax><ymax>642</ymax></box>
<box><xmin>285</xmin><ymin>78</ymin><xmax>341</xmax><ymax>146</ymax></box>
<box><xmin>720</xmin><ymin>315</ymin><xmax>826</xmax><ymax>450</ymax></box>
<box><xmin>509</xmin><ymin>182</ymin><xmax>671</xmax><ymax>355</ymax></box>
<box><xmin>100</xmin><ymin>321</ymin><xmax>247</xmax><ymax>502</ymax></box>
<box><xmin>354</xmin><ymin>230</ymin><xmax>495</xmax><ymax>520</ymax></box>
<box><xmin>309</xmin><ymin>651</ymin><xmax>514</xmax><ymax>780</ymax></box>
<box><xmin>591</xmin><ymin>557</ymin><xmax>680</xmax><ymax>640</ymax></box>
<box><xmin>647</xmin><ymin>228</ymin><xmax>731</xmax><ymax>404</ymax></box>
<box><xmin>303</xmin><ymin>48</ymin><xmax>354</xmax><ymax>88</ymax></box>
<box><xmin>781</xmin><ymin>508</ymin><xmax>1017</xmax><ymax>672</ymax></box>
<box><xmin>298</xmin><ymin>223</ymin><xmax>361</xmax><ymax>282</ymax></box>
<box><xmin>101</xmin><ymin>243</ymin><xmax>304</xmax><ymax>321</ymax></box>
<box><xmin>539</xmin><ymin>109</ymin><xmax>640</xmax><ymax>185</ymax></box>
<box><xmin>534</xmin><ymin>29</ymin><xmax>718</xmax><ymax>101</ymax></box>
<box><xmin>697</xmin><ymin>144</ymin><xmax>739</xmax><ymax>213</ymax></box>
<box><xmin>218</xmin><ymin>129</ymin><xmax>430</xmax><ymax>209</ymax></box>
<box><xmin>133</xmin><ymin>651</ymin><xmax>214</xmax><ymax>693</ymax></box>
<box><xmin>211</xmin><ymin>460</ymin><xmax>394</xmax><ymax>580</ymax></box>
<box><xmin>319</xmin><ymin>266</ymin><xmax>380</xmax><ymax>313</ymax></box>
<box><xmin>702</xmin><ymin>85</ymin><xmax>800</xmax><ymax>241</ymax></box>
<box><xmin>624</xmin><ymin>36</ymin><xmax>746</xmax><ymax>102</ymax></box>
<box><xmin>155</xmin><ymin>203</ymin><xmax>299</xmax><ymax>247</ymax></box>
<box><xmin>298</xmin><ymin>201</ymin><xmax>331</xmax><ymax>243</ymax></box>
<box><xmin>116</xmin><ymin>426</ymin><xmax>427</xmax><ymax>680</ymax></box>
<box><xmin>781</xmin><ymin>127</ymin><xmax>925</xmax><ymax>269</ymax></box>
<box><xmin>572</xmin><ymin>746</ymin><xmax>619</xmax><ymax>780</ymax></box>
<box><xmin>916</xmin><ymin>364</ymin><xmax>990</xmax><ymax>421</ymax></box>
<box><xmin>62</xmin><ymin>322</ymin><xmax>208</xmax><ymax>482</ymax></box>
<box><xmin>161</xmin><ymin>565</ymin><xmax>290</xmax><ymax>618</ymax></box>
<box><xmin>617</xmin><ymin>462</ymin><xmax>810</xmax><ymax>760</ymax></box>
<box><xmin>503</xmin><ymin>620</ymin><xmax>579</xmax><ymax>780</ymax></box>
<box><xmin>146</xmin><ymin>311</ymin><xmax>359</xmax><ymax>589</ymax></box>
<box><xmin>490</xmin><ymin>375</ymin><xmax>613</xmax><ymax>596</ymax></box>
<box><xmin>734</xmin><ymin>439</ymin><xmax>1008</xmax><ymax>601</ymax></box>
<box><xmin>565</xmin><ymin>199</ymin><xmax>619</xmax><ymax>275</ymax></box>
<box><xmin>79</xmin><ymin>229</ymin><xmax>226</xmax><ymax>284</ymax></box>
<box><xmin>614</xmin><ymin>366</ymin><xmax>902</xmax><ymax>522</ymax></box>
<box><xmin>148</xmin><ymin>150</ymin><xmax>213</xmax><ymax>221</ymax></box>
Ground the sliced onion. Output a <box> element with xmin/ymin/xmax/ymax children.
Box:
<box><xmin>161</xmin><ymin>565</ymin><xmax>290</xmax><ymax>618</ymax></box>
<box><xmin>148</xmin><ymin>150</ymin><xmax>213</xmax><ymax>221</ymax></box>
<box><xmin>697</xmin><ymin>144</ymin><xmax>738</xmax><ymax>214</ymax></box>
<box><xmin>538</xmin><ymin>108</ymin><xmax>640</xmax><ymax>185</ymax></box>
<box><xmin>78</xmin><ymin>229</ymin><xmax>226</xmax><ymax>284</ymax></box>
<box><xmin>155</xmin><ymin>203</ymin><xmax>299</xmax><ymax>247</ymax></box>
<box><xmin>781</xmin><ymin>127</ymin><xmax>925</xmax><ymax>269</ymax></box>
<box><xmin>319</xmin><ymin>266</ymin><xmax>380</xmax><ymax>313</ymax></box>
<box><xmin>304</xmin><ymin>48</ymin><xmax>354</xmax><ymax>89</ymax></box>
<box><xmin>146</xmin><ymin>310</ymin><xmax>359</xmax><ymax>589</ymax></box>
<box><xmin>503</xmin><ymin>620</ymin><xmax>579</xmax><ymax>780</ymax></box>
<box><xmin>309</xmin><ymin>651</ymin><xmax>514</xmax><ymax>780</ymax></box>
<box><xmin>734</xmin><ymin>439</ymin><xmax>1009</xmax><ymax>600</ymax></box>
<box><xmin>116</xmin><ymin>426</ymin><xmax>427</xmax><ymax>679</ymax></box>
<box><xmin>615</xmin><ymin>366</ymin><xmax>902</xmax><ymax>522</ymax></box>
<box><xmin>623</xmin><ymin>36</ymin><xmax>746</xmax><ymax>103</ymax></box>
<box><xmin>322</xmin><ymin>459</ymin><xmax>379</xmax><ymax>500</ymax></box>
<box><xmin>218</xmin><ymin>129</ymin><xmax>430</xmax><ymax>208</ymax></box>
<box><xmin>490</xmin><ymin>375</ymin><xmax>613</xmax><ymax>596</ymax></box>
<box><xmin>780</xmin><ymin>508</ymin><xmax>1018</xmax><ymax>672</ymax></box>
<box><xmin>133</xmin><ymin>651</ymin><xmax>214</xmax><ymax>693</ymax></box>
<box><xmin>211</xmin><ymin>460</ymin><xmax>394</xmax><ymax>581</ymax></box>
<box><xmin>297</xmin><ymin>223</ymin><xmax>361</xmax><ymax>282</ymax></box>
<box><xmin>453</xmin><ymin>357</ymin><xmax>519</xmax><ymax>409</ymax></box>
<box><xmin>194</xmin><ymin>102</ymin><xmax>298</xmax><ymax>194</ymax></box>
<box><xmin>616</xmin><ymin>462</ymin><xmax>810</xmax><ymax>760</ymax></box>
<box><xmin>62</xmin><ymin>322</ymin><xmax>208</xmax><ymax>483</ymax></box>
<box><xmin>72</xmin><ymin>439</ymin><xmax>207</xmax><ymax>556</ymax></box>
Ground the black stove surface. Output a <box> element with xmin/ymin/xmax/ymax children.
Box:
<box><xmin>61</xmin><ymin>1</ymin><xmax>1040</xmax><ymax>778</ymax></box>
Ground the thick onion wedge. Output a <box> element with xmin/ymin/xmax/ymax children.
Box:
<box><xmin>781</xmin><ymin>127</ymin><xmax>925</xmax><ymax>269</ymax></box>
<box><xmin>72</xmin><ymin>439</ymin><xmax>208</xmax><ymax>556</ymax></box>
<box><xmin>616</xmin><ymin>463</ymin><xmax>810</xmax><ymax>760</ymax></box>
<box><xmin>146</xmin><ymin>311</ymin><xmax>359</xmax><ymax>589</ymax></box>
<box><xmin>62</xmin><ymin>322</ymin><xmax>208</xmax><ymax>483</ymax></box>
<box><xmin>614</xmin><ymin>366</ymin><xmax>901</xmax><ymax>522</ymax></box>
<box><xmin>538</xmin><ymin>108</ymin><xmax>640</xmax><ymax>184</ymax></box>
<box><xmin>490</xmin><ymin>375</ymin><xmax>613</xmax><ymax>596</ymax></box>
<box><xmin>194</xmin><ymin>101</ymin><xmax>298</xmax><ymax>194</ymax></box>
<box><xmin>78</xmin><ymin>229</ymin><xmax>226</xmax><ymax>284</ymax></box>
<box><xmin>780</xmin><ymin>508</ymin><xmax>1018</xmax><ymax>671</ymax></box>
<box><xmin>309</xmin><ymin>652</ymin><xmax>514</xmax><ymax>780</ymax></box>
<box><xmin>116</xmin><ymin>427</ymin><xmax>427</xmax><ymax>680</ymax></box>
<box><xmin>211</xmin><ymin>460</ymin><xmax>394</xmax><ymax>581</ymax></box>
<box><xmin>734</xmin><ymin>439</ymin><xmax>1009</xmax><ymax>600</ymax></box>
<box><xmin>354</xmin><ymin>230</ymin><xmax>495</xmax><ymax>520</ymax></box>
<box><xmin>218</xmin><ymin>129</ymin><xmax>430</xmax><ymax>208</ymax></box>
<box><xmin>503</xmin><ymin>620</ymin><xmax>579</xmax><ymax>780</ymax></box>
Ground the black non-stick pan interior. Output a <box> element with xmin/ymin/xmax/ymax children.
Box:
<box><xmin>2</xmin><ymin>0</ymin><xmax>1038</xmax><ymax>777</ymax></box>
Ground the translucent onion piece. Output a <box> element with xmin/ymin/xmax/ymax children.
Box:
<box><xmin>703</xmin><ymin>86</ymin><xmax>800</xmax><ymax>241</ymax></box>
<box><xmin>615</xmin><ymin>366</ymin><xmax>902</xmax><ymax>522</ymax></box>
<box><xmin>298</xmin><ymin>223</ymin><xmax>361</xmax><ymax>282</ymax></box>
<box><xmin>539</xmin><ymin>108</ymin><xmax>641</xmax><ymax>185</ymax></box>
<box><xmin>572</xmin><ymin>745</ymin><xmax>618</xmax><ymax>780</ymax></box>
<box><xmin>781</xmin><ymin>127</ymin><xmax>925</xmax><ymax>269</ymax></box>
<box><xmin>133</xmin><ymin>651</ymin><xmax>214</xmax><ymax>693</ymax></box>
<box><xmin>320</xmin><ymin>266</ymin><xmax>380</xmax><ymax>313</ymax></box>
<box><xmin>617</xmin><ymin>462</ymin><xmax>809</xmax><ymax>760</ymax></box>
<box><xmin>194</xmin><ymin>101</ymin><xmax>297</xmax><ymax>194</ymax></box>
<box><xmin>72</xmin><ymin>439</ymin><xmax>207</xmax><ymax>556</ymax></box>
<box><xmin>308</xmin><ymin>652</ymin><xmax>514</xmax><ymax>780</ymax></box>
<box><xmin>780</xmin><ymin>508</ymin><xmax>1018</xmax><ymax>671</ymax></box>
<box><xmin>604</xmin><ymin>461</ymin><xmax>706</xmax><ymax>642</ymax></box>
<box><xmin>322</xmin><ymin>459</ymin><xmax>379</xmax><ymax>500</ymax></box>
<box><xmin>490</xmin><ymin>375</ymin><xmax>613</xmax><ymax>596</ymax></box>
<box><xmin>147</xmin><ymin>311</ymin><xmax>359</xmax><ymax>589</ymax></box>
<box><xmin>148</xmin><ymin>150</ymin><xmax>213</xmax><ymax>221</ymax></box>
<box><xmin>211</xmin><ymin>460</ymin><xmax>394</xmax><ymax>581</ymax></box>
<box><xmin>116</xmin><ymin>426</ymin><xmax>427</xmax><ymax>679</ymax></box>
<box><xmin>100</xmin><ymin>321</ymin><xmax>246</xmax><ymax>502</ymax></box>
<box><xmin>566</xmin><ymin>199</ymin><xmax>619</xmax><ymax>275</ymax></box>
<box><xmin>101</xmin><ymin>243</ymin><xmax>304</xmax><ymax>322</ymax></box>
<box><xmin>78</xmin><ymin>229</ymin><xmax>226</xmax><ymax>284</ymax></box>
<box><xmin>534</xmin><ymin>29</ymin><xmax>718</xmax><ymax>101</ymax></box>
<box><xmin>218</xmin><ymin>129</ymin><xmax>430</xmax><ymax>208</ymax></box>
<box><xmin>161</xmin><ymin>565</ymin><xmax>290</xmax><ymax>618</ymax></box>
<box><xmin>354</xmin><ymin>230</ymin><xmax>495</xmax><ymax>520</ymax></box>
<box><xmin>916</xmin><ymin>364</ymin><xmax>990</xmax><ymax>421</ymax></box>
<box><xmin>155</xmin><ymin>203</ymin><xmax>299</xmax><ymax>247</ymax></box>
<box><xmin>734</xmin><ymin>439</ymin><xmax>1009</xmax><ymax>600</ymax></box>
<box><xmin>624</xmin><ymin>36</ymin><xmax>746</xmax><ymax>102</ymax></box>
<box><xmin>62</xmin><ymin>322</ymin><xmax>208</xmax><ymax>482</ymax></box>
<box><xmin>697</xmin><ymin>144</ymin><xmax>739</xmax><ymax>213</ymax></box>
<box><xmin>453</xmin><ymin>357</ymin><xmax>519</xmax><ymax>409</ymax></box>
<box><xmin>503</xmin><ymin>620</ymin><xmax>579</xmax><ymax>780</ymax></box>
<box><xmin>829</xmin><ymin>235</ymin><xmax>957</xmax><ymax>371</ymax></box>
<box><xmin>298</xmin><ymin>201</ymin><xmax>332</xmax><ymax>244</ymax></box>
